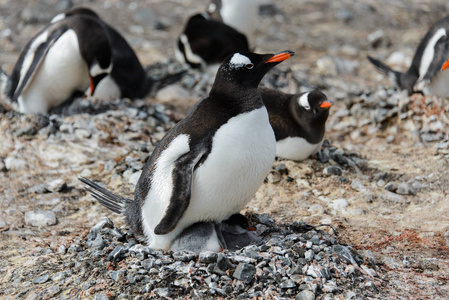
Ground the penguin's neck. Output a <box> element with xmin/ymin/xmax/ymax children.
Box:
<box><xmin>209</xmin><ymin>84</ymin><xmax>263</xmax><ymax>112</ymax></box>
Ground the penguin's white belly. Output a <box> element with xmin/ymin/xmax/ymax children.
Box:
<box><xmin>90</xmin><ymin>75</ymin><xmax>121</xmax><ymax>100</ymax></box>
<box><xmin>276</xmin><ymin>137</ymin><xmax>323</xmax><ymax>161</ymax></box>
<box><xmin>424</xmin><ymin>69</ymin><xmax>449</xmax><ymax>97</ymax></box>
<box><xmin>19</xmin><ymin>30</ymin><xmax>89</xmax><ymax>114</ymax></box>
<box><xmin>142</xmin><ymin>107</ymin><xmax>275</xmax><ymax>250</ymax></box>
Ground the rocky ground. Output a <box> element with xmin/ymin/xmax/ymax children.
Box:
<box><xmin>1</xmin><ymin>0</ymin><xmax>449</xmax><ymax>299</ymax></box>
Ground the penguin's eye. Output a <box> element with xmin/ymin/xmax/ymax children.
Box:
<box><xmin>303</xmin><ymin>105</ymin><xmax>311</xmax><ymax>110</ymax></box>
<box><xmin>245</xmin><ymin>63</ymin><xmax>254</xmax><ymax>69</ymax></box>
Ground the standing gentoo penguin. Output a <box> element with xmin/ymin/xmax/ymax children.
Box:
<box><xmin>1</xmin><ymin>13</ymin><xmax>112</xmax><ymax>114</ymax></box>
<box><xmin>260</xmin><ymin>87</ymin><xmax>332</xmax><ymax>161</ymax></box>
<box><xmin>50</xmin><ymin>7</ymin><xmax>155</xmax><ymax>100</ymax></box>
<box><xmin>80</xmin><ymin>50</ymin><xmax>294</xmax><ymax>251</ymax></box>
<box><xmin>367</xmin><ymin>15</ymin><xmax>449</xmax><ymax>96</ymax></box>
<box><xmin>174</xmin><ymin>11</ymin><xmax>249</xmax><ymax>69</ymax></box>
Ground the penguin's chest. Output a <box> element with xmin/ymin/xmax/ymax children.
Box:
<box><xmin>186</xmin><ymin>107</ymin><xmax>276</xmax><ymax>221</ymax></box>
<box><xmin>424</xmin><ymin>69</ymin><xmax>449</xmax><ymax>97</ymax></box>
<box><xmin>276</xmin><ymin>136</ymin><xmax>323</xmax><ymax>161</ymax></box>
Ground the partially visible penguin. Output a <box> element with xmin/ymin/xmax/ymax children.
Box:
<box><xmin>260</xmin><ymin>87</ymin><xmax>332</xmax><ymax>161</ymax></box>
<box><xmin>367</xmin><ymin>15</ymin><xmax>449</xmax><ymax>97</ymax></box>
<box><xmin>50</xmin><ymin>7</ymin><xmax>155</xmax><ymax>100</ymax></box>
<box><xmin>209</xmin><ymin>0</ymin><xmax>259</xmax><ymax>47</ymax></box>
<box><xmin>174</xmin><ymin>11</ymin><xmax>249</xmax><ymax>69</ymax></box>
<box><xmin>0</xmin><ymin>13</ymin><xmax>112</xmax><ymax>114</ymax></box>
<box><xmin>80</xmin><ymin>50</ymin><xmax>294</xmax><ymax>251</ymax></box>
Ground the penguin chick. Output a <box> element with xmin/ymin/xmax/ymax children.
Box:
<box><xmin>80</xmin><ymin>50</ymin><xmax>294</xmax><ymax>250</ymax></box>
<box><xmin>368</xmin><ymin>15</ymin><xmax>449</xmax><ymax>96</ymax></box>
<box><xmin>260</xmin><ymin>87</ymin><xmax>332</xmax><ymax>161</ymax></box>
<box><xmin>174</xmin><ymin>11</ymin><xmax>249</xmax><ymax>69</ymax></box>
<box><xmin>2</xmin><ymin>13</ymin><xmax>112</xmax><ymax>114</ymax></box>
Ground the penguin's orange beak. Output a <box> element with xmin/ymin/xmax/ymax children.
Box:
<box><xmin>319</xmin><ymin>100</ymin><xmax>333</xmax><ymax>108</ymax></box>
<box><xmin>265</xmin><ymin>50</ymin><xmax>295</xmax><ymax>63</ymax></box>
<box><xmin>441</xmin><ymin>59</ymin><xmax>449</xmax><ymax>71</ymax></box>
<box><xmin>89</xmin><ymin>76</ymin><xmax>95</xmax><ymax>96</ymax></box>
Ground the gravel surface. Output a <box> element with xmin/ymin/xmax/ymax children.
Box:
<box><xmin>1</xmin><ymin>0</ymin><xmax>449</xmax><ymax>299</ymax></box>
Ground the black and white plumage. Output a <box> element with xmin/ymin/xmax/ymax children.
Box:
<box><xmin>260</xmin><ymin>87</ymin><xmax>332</xmax><ymax>161</ymax></box>
<box><xmin>209</xmin><ymin>0</ymin><xmax>259</xmax><ymax>47</ymax></box>
<box><xmin>51</xmin><ymin>7</ymin><xmax>155</xmax><ymax>100</ymax></box>
<box><xmin>2</xmin><ymin>13</ymin><xmax>112</xmax><ymax>114</ymax></box>
<box><xmin>174</xmin><ymin>12</ymin><xmax>249</xmax><ymax>69</ymax></box>
<box><xmin>368</xmin><ymin>15</ymin><xmax>449</xmax><ymax>97</ymax></box>
<box><xmin>80</xmin><ymin>50</ymin><xmax>294</xmax><ymax>251</ymax></box>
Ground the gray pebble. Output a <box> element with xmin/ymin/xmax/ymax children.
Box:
<box><xmin>199</xmin><ymin>251</ymin><xmax>218</xmax><ymax>263</ymax></box>
<box><xmin>25</xmin><ymin>210</ymin><xmax>56</xmax><ymax>227</ymax></box>
<box><xmin>109</xmin><ymin>270</ymin><xmax>126</xmax><ymax>283</ymax></box>
<box><xmin>384</xmin><ymin>182</ymin><xmax>398</xmax><ymax>192</ymax></box>
<box><xmin>396</xmin><ymin>182</ymin><xmax>415</xmax><ymax>195</ymax></box>
<box><xmin>33</xmin><ymin>273</ymin><xmax>49</xmax><ymax>284</ymax></box>
<box><xmin>233</xmin><ymin>263</ymin><xmax>256</xmax><ymax>283</ymax></box>
<box><xmin>46</xmin><ymin>178</ymin><xmax>67</xmax><ymax>192</ymax></box>
<box><xmin>323</xmin><ymin>166</ymin><xmax>342</xmax><ymax>176</ymax></box>
<box><xmin>296</xmin><ymin>290</ymin><xmax>316</xmax><ymax>300</ymax></box>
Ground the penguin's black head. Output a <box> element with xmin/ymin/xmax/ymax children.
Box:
<box><xmin>294</xmin><ymin>90</ymin><xmax>333</xmax><ymax>122</ymax></box>
<box><xmin>215</xmin><ymin>50</ymin><xmax>294</xmax><ymax>89</ymax></box>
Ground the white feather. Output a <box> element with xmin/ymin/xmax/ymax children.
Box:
<box><xmin>51</xmin><ymin>13</ymin><xmax>66</xmax><ymax>23</ymax></box>
<box><xmin>298</xmin><ymin>92</ymin><xmax>311</xmax><ymax>110</ymax></box>
<box><xmin>276</xmin><ymin>137</ymin><xmax>323</xmax><ymax>161</ymax></box>
<box><xmin>178</xmin><ymin>34</ymin><xmax>206</xmax><ymax>68</ymax></box>
<box><xmin>220</xmin><ymin>0</ymin><xmax>258</xmax><ymax>46</ymax></box>
<box><xmin>229</xmin><ymin>53</ymin><xmax>252</xmax><ymax>68</ymax></box>
<box><xmin>88</xmin><ymin>75</ymin><xmax>121</xmax><ymax>99</ymax></box>
<box><xmin>418</xmin><ymin>28</ymin><xmax>446</xmax><ymax>81</ymax></box>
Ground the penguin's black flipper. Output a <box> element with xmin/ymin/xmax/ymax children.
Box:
<box><xmin>154</xmin><ymin>149</ymin><xmax>205</xmax><ymax>235</ymax></box>
<box><xmin>11</xmin><ymin>26</ymin><xmax>68</xmax><ymax>103</ymax></box>
<box><xmin>79</xmin><ymin>177</ymin><xmax>131</xmax><ymax>214</ymax></box>
<box><xmin>422</xmin><ymin>36</ymin><xmax>449</xmax><ymax>81</ymax></box>
<box><xmin>367</xmin><ymin>56</ymin><xmax>402</xmax><ymax>87</ymax></box>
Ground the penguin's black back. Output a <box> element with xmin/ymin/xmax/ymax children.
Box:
<box><xmin>182</xmin><ymin>14</ymin><xmax>249</xmax><ymax>66</ymax></box>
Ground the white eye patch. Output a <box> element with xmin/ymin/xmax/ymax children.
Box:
<box><xmin>298</xmin><ymin>92</ymin><xmax>311</xmax><ymax>110</ymax></box>
<box><xmin>229</xmin><ymin>53</ymin><xmax>252</xmax><ymax>69</ymax></box>
<box><xmin>90</xmin><ymin>61</ymin><xmax>113</xmax><ymax>77</ymax></box>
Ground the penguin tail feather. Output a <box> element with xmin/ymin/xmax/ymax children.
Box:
<box><xmin>367</xmin><ymin>56</ymin><xmax>401</xmax><ymax>87</ymax></box>
<box><xmin>79</xmin><ymin>177</ymin><xmax>130</xmax><ymax>214</ymax></box>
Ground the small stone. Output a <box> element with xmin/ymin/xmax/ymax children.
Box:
<box><xmin>345</xmin><ymin>290</ymin><xmax>356</xmax><ymax>299</ymax></box>
<box><xmin>214</xmin><ymin>254</ymin><xmax>235</xmax><ymax>275</ymax></box>
<box><xmin>296</xmin><ymin>290</ymin><xmax>315</xmax><ymax>300</ymax></box>
<box><xmin>199</xmin><ymin>251</ymin><xmax>218</xmax><ymax>263</ymax></box>
<box><xmin>85</xmin><ymin>234</ymin><xmax>105</xmax><ymax>250</ymax></box>
<box><xmin>267</xmin><ymin>171</ymin><xmax>281</xmax><ymax>183</ymax></box>
<box><xmin>129</xmin><ymin>171</ymin><xmax>142</xmax><ymax>185</ymax></box>
<box><xmin>396</xmin><ymin>182</ymin><xmax>415</xmax><ymax>195</ymax></box>
<box><xmin>33</xmin><ymin>273</ymin><xmax>49</xmax><ymax>284</ymax></box>
<box><xmin>280</xmin><ymin>279</ymin><xmax>296</xmax><ymax>289</ymax></box>
<box><xmin>39</xmin><ymin>285</ymin><xmax>60</xmax><ymax>298</ymax></box>
<box><xmin>109</xmin><ymin>270</ymin><xmax>126</xmax><ymax>283</ymax></box>
<box><xmin>154</xmin><ymin>287</ymin><xmax>173</xmax><ymax>298</ymax></box>
<box><xmin>332</xmin><ymin>245</ymin><xmax>358</xmax><ymax>265</ymax></box>
<box><xmin>94</xmin><ymin>292</ymin><xmax>112</xmax><ymax>300</ymax></box>
<box><xmin>107</xmin><ymin>246</ymin><xmax>127</xmax><ymax>262</ymax></box>
<box><xmin>25</xmin><ymin>210</ymin><xmax>57</xmax><ymax>227</ymax></box>
<box><xmin>384</xmin><ymin>182</ymin><xmax>398</xmax><ymax>192</ymax></box>
<box><xmin>172</xmin><ymin>250</ymin><xmax>197</xmax><ymax>262</ymax></box>
<box><xmin>4</xmin><ymin>157</ymin><xmax>26</xmax><ymax>171</ymax></box>
<box><xmin>350</xmin><ymin>180</ymin><xmax>366</xmax><ymax>193</ymax></box>
<box><xmin>304</xmin><ymin>249</ymin><xmax>315</xmax><ymax>261</ymax></box>
<box><xmin>58</xmin><ymin>245</ymin><xmax>67</xmax><ymax>255</ymax></box>
<box><xmin>129</xmin><ymin>244</ymin><xmax>151</xmax><ymax>260</ymax></box>
<box><xmin>367</xmin><ymin>30</ymin><xmax>386</xmax><ymax>48</ymax></box>
<box><xmin>323</xmin><ymin>166</ymin><xmax>342</xmax><ymax>176</ymax></box>
<box><xmin>233</xmin><ymin>263</ymin><xmax>256</xmax><ymax>283</ymax></box>
<box><xmin>329</xmin><ymin>198</ymin><xmax>348</xmax><ymax>213</ymax></box>
<box><xmin>46</xmin><ymin>179</ymin><xmax>67</xmax><ymax>192</ymax></box>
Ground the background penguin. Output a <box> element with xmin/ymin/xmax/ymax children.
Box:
<box><xmin>209</xmin><ymin>0</ymin><xmax>259</xmax><ymax>48</ymax></box>
<box><xmin>0</xmin><ymin>13</ymin><xmax>112</xmax><ymax>114</ymax></box>
<box><xmin>174</xmin><ymin>11</ymin><xmax>249</xmax><ymax>69</ymax></box>
<box><xmin>367</xmin><ymin>15</ymin><xmax>449</xmax><ymax>97</ymax></box>
<box><xmin>80</xmin><ymin>50</ymin><xmax>294</xmax><ymax>251</ymax></box>
<box><xmin>260</xmin><ymin>87</ymin><xmax>332</xmax><ymax>161</ymax></box>
<box><xmin>51</xmin><ymin>7</ymin><xmax>155</xmax><ymax>100</ymax></box>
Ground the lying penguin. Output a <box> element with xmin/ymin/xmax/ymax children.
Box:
<box><xmin>174</xmin><ymin>10</ymin><xmax>249</xmax><ymax>69</ymax></box>
<box><xmin>80</xmin><ymin>50</ymin><xmax>294</xmax><ymax>251</ymax></box>
<box><xmin>260</xmin><ymin>87</ymin><xmax>333</xmax><ymax>161</ymax></box>
<box><xmin>0</xmin><ymin>12</ymin><xmax>112</xmax><ymax>114</ymax></box>
<box><xmin>367</xmin><ymin>15</ymin><xmax>449</xmax><ymax>97</ymax></box>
